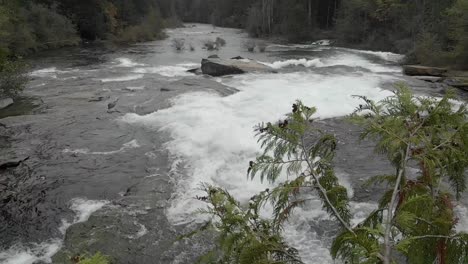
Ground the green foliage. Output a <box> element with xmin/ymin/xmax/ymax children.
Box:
<box><xmin>78</xmin><ymin>252</ymin><xmax>111</xmax><ymax>264</ymax></box>
<box><xmin>196</xmin><ymin>86</ymin><xmax>468</xmax><ymax>264</ymax></box>
<box><xmin>196</xmin><ymin>185</ymin><xmax>303</xmax><ymax>264</ymax></box>
<box><xmin>249</xmin><ymin>101</ymin><xmax>351</xmax><ymax>229</ymax></box>
<box><xmin>335</xmin><ymin>0</ymin><xmax>468</xmax><ymax>67</ymax></box>
<box><xmin>116</xmin><ymin>7</ymin><xmax>165</xmax><ymax>43</ymax></box>
<box><xmin>0</xmin><ymin>60</ymin><xmax>27</xmax><ymax>99</ymax></box>
<box><xmin>445</xmin><ymin>0</ymin><xmax>468</xmax><ymax>69</ymax></box>
<box><xmin>0</xmin><ymin>1</ymin><xmax>79</xmax><ymax>56</ymax></box>
<box><xmin>343</xmin><ymin>85</ymin><xmax>468</xmax><ymax>263</ymax></box>
<box><xmin>28</xmin><ymin>4</ymin><xmax>80</xmax><ymax>50</ymax></box>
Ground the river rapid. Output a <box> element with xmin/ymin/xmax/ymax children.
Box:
<box><xmin>1</xmin><ymin>24</ymin><xmax>467</xmax><ymax>264</ymax></box>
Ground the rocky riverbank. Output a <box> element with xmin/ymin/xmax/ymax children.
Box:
<box><xmin>403</xmin><ymin>65</ymin><xmax>468</xmax><ymax>92</ymax></box>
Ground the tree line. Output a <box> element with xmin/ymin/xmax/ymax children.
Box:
<box><xmin>175</xmin><ymin>0</ymin><xmax>468</xmax><ymax>69</ymax></box>
<box><xmin>1</xmin><ymin>0</ymin><xmax>467</xmax><ymax>67</ymax></box>
<box><xmin>0</xmin><ymin>0</ymin><xmax>183</xmax><ymax>58</ymax></box>
<box><xmin>0</xmin><ymin>0</ymin><xmax>179</xmax><ymax>99</ymax></box>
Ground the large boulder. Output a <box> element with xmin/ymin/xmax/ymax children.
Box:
<box><xmin>403</xmin><ymin>65</ymin><xmax>448</xmax><ymax>77</ymax></box>
<box><xmin>201</xmin><ymin>57</ymin><xmax>275</xmax><ymax>77</ymax></box>
<box><xmin>0</xmin><ymin>98</ymin><xmax>13</xmax><ymax>110</ymax></box>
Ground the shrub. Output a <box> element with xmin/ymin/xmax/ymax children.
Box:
<box><xmin>215</xmin><ymin>37</ymin><xmax>226</xmax><ymax>47</ymax></box>
<box><xmin>77</xmin><ymin>252</ymin><xmax>111</xmax><ymax>264</ymax></box>
<box><xmin>256</xmin><ymin>41</ymin><xmax>267</xmax><ymax>52</ymax></box>
<box><xmin>0</xmin><ymin>60</ymin><xmax>27</xmax><ymax>99</ymax></box>
<box><xmin>116</xmin><ymin>8</ymin><xmax>164</xmax><ymax>43</ymax></box>
<box><xmin>242</xmin><ymin>40</ymin><xmax>255</xmax><ymax>52</ymax></box>
<box><xmin>203</xmin><ymin>40</ymin><xmax>218</xmax><ymax>51</ymax></box>
<box><xmin>172</xmin><ymin>38</ymin><xmax>185</xmax><ymax>51</ymax></box>
<box><xmin>412</xmin><ymin>32</ymin><xmax>449</xmax><ymax>66</ymax></box>
<box><xmin>28</xmin><ymin>4</ymin><xmax>80</xmax><ymax>50</ymax></box>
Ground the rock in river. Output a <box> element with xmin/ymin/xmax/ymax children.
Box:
<box><xmin>443</xmin><ymin>77</ymin><xmax>468</xmax><ymax>91</ymax></box>
<box><xmin>403</xmin><ymin>65</ymin><xmax>448</xmax><ymax>77</ymax></box>
<box><xmin>0</xmin><ymin>98</ymin><xmax>13</xmax><ymax>110</ymax></box>
<box><xmin>200</xmin><ymin>57</ymin><xmax>275</xmax><ymax>76</ymax></box>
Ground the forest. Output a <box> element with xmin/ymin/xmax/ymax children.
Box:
<box><xmin>0</xmin><ymin>0</ymin><xmax>467</xmax><ymax>67</ymax></box>
<box><xmin>174</xmin><ymin>0</ymin><xmax>468</xmax><ymax>68</ymax></box>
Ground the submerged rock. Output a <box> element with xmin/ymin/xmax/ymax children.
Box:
<box><xmin>403</xmin><ymin>65</ymin><xmax>447</xmax><ymax>77</ymax></box>
<box><xmin>88</xmin><ymin>95</ymin><xmax>109</xmax><ymax>102</ymax></box>
<box><xmin>413</xmin><ymin>76</ymin><xmax>442</xmax><ymax>83</ymax></box>
<box><xmin>186</xmin><ymin>68</ymin><xmax>202</xmax><ymax>75</ymax></box>
<box><xmin>0</xmin><ymin>98</ymin><xmax>14</xmax><ymax>110</ymax></box>
<box><xmin>200</xmin><ymin>57</ymin><xmax>275</xmax><ymax>77</ymax></box>
<box><xmin>0</xmin><ymin>155</ymin><xmax>29</xmax><ymax>170</ymax></box>
<box><xmin>443</xmin><ymin>77</ymin><xmax>468</xmax><ymax>91</ymax></box>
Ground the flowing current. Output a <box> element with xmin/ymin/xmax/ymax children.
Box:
<box><xmin>1</xmin><ymin>24</ymin><xmax>467</xmax><ymax>264</ymax></box>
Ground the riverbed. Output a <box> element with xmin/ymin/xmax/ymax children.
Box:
<box><xmin>1</xmin><ymin>24</ymin><xmax>466</xmax><ymax>264</ymax></box>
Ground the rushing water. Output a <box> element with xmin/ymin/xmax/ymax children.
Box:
<box><xmin>1</xmin><ymin>24</ymin><xmax>466</xmax><ymax>264</ymax></box>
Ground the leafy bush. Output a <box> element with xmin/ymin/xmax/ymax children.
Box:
<box><xmin>116</xmin><ymin>8</ymin><xmax>165</xmax><ymax>43</ymax></box>
<box><xmin>256</xmin><ymin>41</ymin><xmax>267</xmax><ymax>52</ymax></box>
<box><xmin>172</xmin><ymin>38</ymin><xmax>185</xmax><ymax>51</ymax></box>
<box><xmin>0</xmin><ymin>60</ymin><xmax>27</xmax><ymax>99</ymax></box>
<box><xmin>194</xmin><ymin>86</ymin><xmax>468</xmax><ymax>264</ymax></box>
<box><xmin>242</xmin><ymin>40</ymin><xmax>255</xmax><ymax>52</ymax></box>
<box><xmin>215</xmin><ymin>37</ymin><xmax>226</xmax><ymax>47</ymax></box>
<box><xmin>77</xmin><ymin>252</ymin><xmax>111</xmax><ymax>264</ymax></box>
<box><xmin>189</xmin><ymin>43</ymin><xmax>195</xmax><ymax>51</ymax></box>
<box><xmin>28</xmin><ymin>4</ymin><xmax>80</xmax><ymax>50</ymax></box>
<box><xmin>412</xmin><ymin>32</ymin><xmax>447</xmax><ymax>66</ymax></box>
<box><xmin>203</xmin><ymin>40</ymin><xmax>218</xmax><ymax>51</ymax></box>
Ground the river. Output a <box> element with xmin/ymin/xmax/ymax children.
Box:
<box><xmin>1</xmin><ymin>24</ymin><xmax>467</xmax><ymax>264</ymax></box>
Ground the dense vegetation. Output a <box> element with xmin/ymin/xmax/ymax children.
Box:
<box><xmin>0</xmin><ymin>0</ymin><xmax>181</xmax><ymax>58</ymax></box>
<box><xmin>173</xmin><ymin>0</ymin><xmax>468</xmax><ymax>69</ymax></box>
<box><xmin>194</xmin><ymin>87</ymin><xmax>468</xmax><ymax>264</ymax></box>
<box><xmin>0</xmin><ymin>0</ymin><xmax>179</xmax><ymax>99</ymax></box>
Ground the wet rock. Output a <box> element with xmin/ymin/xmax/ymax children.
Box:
<box><xmin>107</xmin><ymin>98</ymin><xmax>119</xmax><ymax>110</ymax></box>
<box><xmin>443</xmin><ymin>77</ymin><xmax>468</xmax><ymax>91</ymax></box>
<box><xmin>186</xmin><ymin>68</ymin><xmax>202</xmax><ymax>75</ymax></box>
<box><xmin>201</xmin><ymin>57</ymin><xmax>275</xmax><ymax>77</ymax></box>
<box><xmin>413</xmin><ymin>76</ymin><xmax>442</xmax><ymax>83</ymax></box>
<box><xmin>160</xmin><ymin>88</ymin><xmax>171</xmax><ymax>92</ymax></box>
<box><xmin>207</xmin><ymin>54</ymin><xmax>219</xmax><ymax>59</ymax></box>
<box><xmin>231</xmin><ymin>56</ymin><xmax>245</xmax><ymax>60</ymax></box>
<box><xmin>0</xmin><ymin>156</ymin><xmax>29</xmax><ymax>170</ymax></box>
<box><xmin>88</xmin><ymin>95</ymin><xmax>109</xmax><ymax>102</ymax></box>
<box><xmin>0</xmin><ymin>98</ymin><xmax>13</xmax><ymax>110</ymax></box>
<box><xmin>403</xmin><ymin>65</ymin><xmax>447</xmax><ymax>77</ymax></box>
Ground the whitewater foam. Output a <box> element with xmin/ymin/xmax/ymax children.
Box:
<box><xmin>342</xmin><ymin>49</ymin><xmax>405</xmax><ymax>63</ymax></box>
<box><xmin>63</xmin><ymin>139</ymin><xmax>140</xmax><ymax>155</ymax></box>
<box><xmin>100</xmin><ymin>74</ymin><xmax>144</xmax><ymax>83</ymax></box>
<box><xmin>115</xmin><ymin>58</ymin><xmax>144</xmax><ymax>67</ymax></box>
<box><xmin>133</xmin><ymin>62</ymin><xmax>198</xmax><ymax>77</ymax></box>
<box><xmin>264</xmin><ymin>53</ymin><xmax>402</xmax><ymax>73</ymax></box>
<box><xmin>263</xmin><ymin>58</ymin><xmax>324</xmax><ymax>69</ymax></box>
<box><xmin>0</xmin><ymin>199</ymin><xmax>108</xmax><ymax>264</ymax></box>
<box><xmin>122</xmin><ymin>71</ymin><xmax>394</xmax><ymax>216</ymax></box>
<box><xmin>455</xmin><ymin>205</ymin><xmax>468</xmax><ymax>233</ymax></box>
<box><xmin>30</xmin><ymin>67</ymin><xmax>58</xmax><ymax>78</ymax></box>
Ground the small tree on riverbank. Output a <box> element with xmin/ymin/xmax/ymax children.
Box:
<box><xmin>194</xmin><ymin>86</ymin><xmax>468</xmax><ymax>263</ymax></box>
<box><xmin>0</xmin><ymin>60</ymin><xmax>27</xmax><ymax>99</ymax></box>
